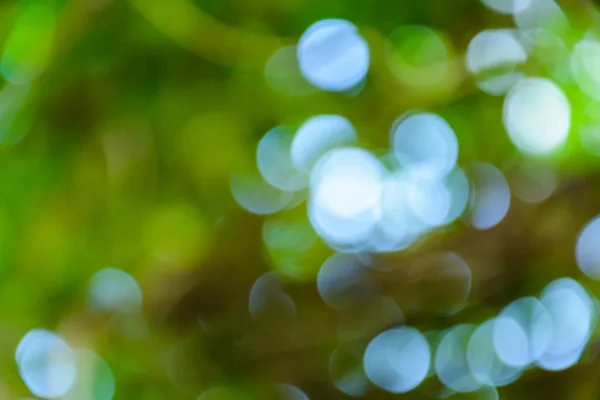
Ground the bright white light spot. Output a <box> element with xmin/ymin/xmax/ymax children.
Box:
<box><xmin>386</xmin><ymin>26</ymin><xmax>449</xmax><ymax>88</ymax></box>
<box><xmin>537</xmin><ymin>278</ymin><xmax>593</xmax><ymax>370</ymax></box>
<box><xmin>89</xmin><ymin>268</ymin><xmax>142</xmax><ymax>313</ymax></box>
<box><xmin>298</xmin><ymin>19</ymin><xmax>369</xmax><ymax>92</ymax></box>
<box><xmin>277</xmin><ymin>384</ymin><xmax>310</xmax><ymax>400</ymax></box>
<box><xmin>503</xmin><ymin>77</ymin><xmax>570</xmax><ymax>155</ymax></box>
<box><xmin>481</xmin><ymin>0</ymin><xmax>532</xmax><ymax>14</ymax></box>
<box><xmin>312</xmin><ymin>148</ymin><xmax>382</xmax><ymax>218</ymax></box>
<box><xmin>249</xmin><ymin>272</ymin><xmax>296</xmax><ymax>320</ymax></box>
<box><xmin>330</xmin><ymin>345</ymin><xmax>370</xmax><ymax>397</ymax></box>
<box><xmin>492</xmin><ymin>316</ymin><xmax>529</xmax><ymax>368</ymax></box>
<box><xmin>317</xmin><ymin>253</ymin><xmax>377</xmax><ymax>310</ymax></box>
<box><xmin>309</xmin><ymin>148</ymin><xmax>384</xmax><ymax>247</ymax></box>
<box><xmin>469</xmin><ymin>163</ymin><xmax>511</xmax><ymax>230</ymax></box>
<box><xmin>466</xmin><ymin>29</ymin><xmax>527</xmax><ymax>95</ymax></box>
<box><xmin>265</xmin><ymin>46</ymin><xmax>316</xmax><ymax>96</ymax></box>
<box><xmin>292</xmin><ymin>115</ymin><xmax>357</xmax><ymax>172</ymax></box>
<box><xmin>16</xmin><ymin>329</ymin><xmax>77</xmax><ymax>399</ymax></box>
<box><xmin>257</xmin><ymin>126</ymin><xmax>307</xmax><ymax>191</ymax></box>
<box><xmin>62</xmin><ymin>350</ymin><xmax>115</xmax><ymax>400</ymax></box>
<box><xmin>230</xmin><ymin>171</ymin><xmax>293</xmax><ymax>215</ymax></box>
<box><xmin>498</xmin><ymin>297</ymin><xmax>553</xmax><ymax>364</ymax></box>
<box><xmin>392</xmin><ymin>112</ymin><xmax>458</xmax><ymax>179</ymax></box>
<box><xmin>364</xmin><ymin>327</ymin><xmax>430</xmax><ymax>393</ymax></box>
<box><xmin>576</xmin><ymin>215</ymin><xmax>600</xmax><ymax>280</ymax></box>
<box><xmin>467</xmin><ymin>319</ymin><xmax>522</xmax><ymax>387</ymax></box>
<box><xmin>435</xmin><ymin>325</ymin><xmax>481</xmax><ymax>392</ymax></box>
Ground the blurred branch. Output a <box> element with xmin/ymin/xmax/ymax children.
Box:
<box><xmin>128</xmin><ymin>0</ymin><xmax>290</xmax><ymax>68</ymax></box>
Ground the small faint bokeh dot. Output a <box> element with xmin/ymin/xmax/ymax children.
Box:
<box><xmin>386</xmin><ymin>26</ymin><xmax>450</xmax><ymax>88</ymax></box>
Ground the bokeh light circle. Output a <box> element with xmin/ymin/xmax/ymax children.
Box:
<box><xmin>317</xmin><ymin>253</ymin><xmax>377</xmax><ymax>310</ymax></box>
<box><xmin>492</xmin><ymin>316</ymin><xmax>529</xmax><ymax>368</ymax></box>
<box><xmin>89</xmin><ymin>268</ymin><xmax>142</xmax><ymax>313</ymax></box>
<box><xmin>570</xmin><ymin>39</ymin><xmax>600</xmax><ymax>100</ymax></box>
<box><xmin>466</xmin><ymin>29</ymin><xmax>527</xmax><ymax>95</ymax></box>
<box><xmin>329</xmin><ymin>345</ymin><xmax>370</xmax><ymax>397</ymax></box>
<box><xmin>469</xmin><ymin>163</ymin><xmax>511</xmax><ymax>230</ymax></box>
<box><xmin>292</xmin><ymin>115</ymin><xmax>357</xmax><ymax>172</ymax></box>
<box><xmin>392</xmin><ymin>112</ymin><xmax>458</xmax><ymax>178</ymax></box>
<box><xmin>16</xmin><ymin>329</ymin><xmax>77</xmax><ymax>399</ymax></box>
<box><xmin>62</xmin><ymin>350</ymin><xmax>115</xmax><ymax>400</ymax></box>
<box><xmin>386</xmin><ymin>26</ymin><xmax>449</xmax><ymax>88</ymax></box>
<box><xmin>537</xmin><ymin>278</ymin><xmax>593</xmax><ymax>370</ymax></box>
<box><xmin>363</xmin><ymin>327</ymin><xmax>430</xmax><ymax>393</ymax></box>
<box><xmin>265</xmin><ymin>46</ymin><xmax>315</xmax><ymax>96</ymax></box>
<box><xmin>257</xmin><ymin>126</ymin><xmax>306</xmax><ymax>191</ymax></box>
<box><xmin>576</xmin><ymin>215</ymin><xmax>600</xmax><ymax>280</ymax></box>
<box><xmin>497</xmin><ymin>297</ymin><xmax>553</xmax><ymax>365</ymax></box>
<box><xmin>298</xmin><ymin>19</ymin><xmax>370</xmax><ymax>92</ymax></box>
<box><xmin>309</xmin><ymin>147</ymin><xmax>384</xmax><ymax>247</ymax></box>
<box><xmin>435</xmin><ymin>324</ymin><xmax>481</xmax><ymax>393</ymax></box>
<box><xmin>503</xmin><ymin>77</ymin><xmax>570</xmax><ymax>155</ymax></box>
<box><xmin>467</xmin><ymin>319</ymin><xmax>522</xmax><ymax>386</ymax></box>
<box><xmin>482</xmin><ymin>0</ymin><xmax>532</xmax><ymax>14</ymax></box>
<box><xmin>230</xmin><ymin>171</ymin><xmax>293</xmax><ymax>215</ymax></box>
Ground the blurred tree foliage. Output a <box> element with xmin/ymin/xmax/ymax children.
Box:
<box><xmin>3</xmin><ymin>0</ymin><xmax>600</xmax><ymax>399</ymax></box>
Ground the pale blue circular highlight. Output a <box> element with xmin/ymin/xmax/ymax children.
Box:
<box><xmin>467</xmin><ymin>319</ymin><xmax>522</xmax><ymax>387</ymax></box>
<box><xmin>298</xmin><ymin>19</ymin><xmax>370</xmax><ymax>92</ymax></box>
<box><xmin>16</xmin><ymin>330</ymin><xmax>77</xmax><ymax>399</ymax></box>
<box><xmin>291</xmin><ymin>115</ymin><xmax>357</xmax><ymax>173</ymax></box>
<box><xmin>469</xmin><ymin>163</ymin><xmax>511</xmax><ymax>230</ymax></box>
<box><xmin>364</xmin><ymin>327</ymin><xmax>430</xmax><ymax>393</ymax></box>
<box><xmin>257</xmin><ymin>126</ymin><xmax>307</xmax><ymax>191</ymax></box>
<box><xmin>497</xmin><ymin>296</ymin><xmax>553</xmax><ymax>366</ymax></box>
<box><xmin>392</xmin><ymin>112</ymin><xmax>458</xmax><ymax>179</ymax></box>
<box><xmin>576</xmin><ymin>215</ymin><xmax>600</xmax><ymax>280</ymax></box>
<box><xmin>89</xmin><ymin>268</ymin><xmax>142</xmax><ymax>313</ymax></box>
<box><xmin>435</xmin><ymin>325</ymin><xmax>481</xmax><ymax>393</ymax></box>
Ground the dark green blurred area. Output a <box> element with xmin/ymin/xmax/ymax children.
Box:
<box><xmin>3</xmin><ymin>0</ymin><xmax>600</xmax><ymax>399</ymax></box>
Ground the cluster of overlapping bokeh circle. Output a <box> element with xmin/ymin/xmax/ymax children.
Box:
<box><xmin>236</xmin><ymin>0</ymin><xmax>600</xmax><ymax>397</ymax></box>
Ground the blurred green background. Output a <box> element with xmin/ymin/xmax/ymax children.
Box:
<box><xmin>4</xmin><ymin>0</ymin><xmax>600</xmax><ymax>399</ymax></box>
